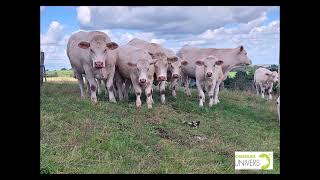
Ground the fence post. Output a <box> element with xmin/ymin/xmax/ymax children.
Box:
<box><xmin>40</xmin><ymin>51</ymin><xmax>45</xmax><ymax>86</ymax></box>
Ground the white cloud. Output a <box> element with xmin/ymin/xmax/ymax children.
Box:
<box><xmin>76</xmin><ymin>6</ymin><xmax>274</xmax><ymax>34</ymax></box>
<box><xmin>77</xmin><ymin>6</ymin><xmax>91</xmax><ymax>25</ymax></box>
<box><xmin>151</xmin><ymin>38</ymin><xmax>166</xmax><ymax>44</ymax></box>
<box><xmin>41</xmin><ymin>21</ymin><xmax>65</xmax><ymax>45</ymax></box>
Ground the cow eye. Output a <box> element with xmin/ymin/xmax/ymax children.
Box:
<box><xmin>104</xmin><ymin>49</ymin><xmax>107</xmax><ymax>53</ymax></box>
<box><xmin>90</xmin><ymin>49</ymin><xmax>94</xmax><ymax>54</ymax></box>
<box><xmin>204</xmin><ymin>65</ymin><xmax>207</xmax><ymax>68</ymax></box>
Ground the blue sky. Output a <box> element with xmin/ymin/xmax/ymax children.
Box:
<box><xmin>40</xmin><ymin>6</ymin><xmax>279</xmax><ymax>70</ymax></box>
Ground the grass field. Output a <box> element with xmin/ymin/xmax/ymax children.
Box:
<box><xmin>40</xmin><ymin>76</ymin><xmax>280</xmax><ymax>174</ymax></box>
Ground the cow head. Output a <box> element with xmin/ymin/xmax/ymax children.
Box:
<box><xmin>78</xmin><ymin>35</ymin><xmax>118</xmax><ymax>69</ymax></box>
<box><xmin>149</xmin><ymin>52</ymin><xmax>168</xmax><ymax>81</ymax></box>
<box><xmin>233</xmin><ymin>45</ymin><xmax>252</xmax><ymax>66</ymax></box>
<box><xmin>265</xmin><ymin>71</ymin><xmax>279</xmax><ymax>83</ymax></box>
<box><xmin>127</xmin><ymin>59</ymin><xmax>155</xmax><ymax>85</ymax></box>
<box><xmin>167</xmin><ymin>56</ymin><xmax>181</xmax><ymax>79</ymax></box>
<box><xmin>196</xmin><ymin>56</ymin><xmax>224</xmax><ymax>78</ymax></box>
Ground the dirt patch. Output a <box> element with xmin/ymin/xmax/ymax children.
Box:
<box><xmin>155</xmin><ymin>127</ymin><xmax>211</xmax><ymax>147</ymax></box>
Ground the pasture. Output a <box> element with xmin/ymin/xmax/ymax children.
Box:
<box><xmin>40</xmin><ymin>71</ymin><xmax>280</xmax><ymax>174</ymax></box>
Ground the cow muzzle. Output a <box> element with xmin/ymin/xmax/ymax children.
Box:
<box><xmin>139</xmin><ymin>78</ymin><xmax>147</xmax><ymax>84</ymax></box>
<box><xmin>94</xmin><ymin>61</ymin><xmax>104</xmax><ymax>69</ymax></box>
<box><xmin>206</xmin><ymin>72</ymin><xmax>213</xmax><ymax>77</ymax></box>
<box><xmin>158</xmin><ymin>76</ymin><xmax>167</xmax><ymax>81</ymax></box>
<box><xmin>172</xmin><ymin>74</ymin><xmax>179</xmax><ymax>78</ymax></box>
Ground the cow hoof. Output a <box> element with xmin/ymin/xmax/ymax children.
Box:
<box><xmin>147</xmin><ymin>105</ymin><xmax>152</xmax><ymax>109</ymax></box>
<box><xmin>110</xmin><ymin>99</ymin><xmax>116</xmax><ymax>103</ymax></box>
<box><xmin>91</xmin><ymin>101</ymin><xmax>98</xmax><ymax>105</ymax></box>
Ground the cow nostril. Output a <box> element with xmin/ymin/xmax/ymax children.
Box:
<box><xmin>140</xmin><ymin>79</ymin><xmax>146</xmax><ymax>83</ymax></box>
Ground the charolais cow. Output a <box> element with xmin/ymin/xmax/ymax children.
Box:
<box><xmin>179</xmin><ymin>55</ymin><xmax>224</xmax><ymax>107</ymax></box>
<box><xmin>67</xmin><ymin>31</ymin><xmax>119</xmax><ymax>104</ymax></box>
<box><xmin>254</xmin><ymin>67</ymin><xmax>279</xmax><ymax>100</ymax></box>
<box><xmin>128</xmin><ymin>38</ymin><xmax>173</xmax><ymax>104</ymax></box>
<box><xmin>114</xmin><ymin>45</ymin><xmax>156</xmax><ymax>108</ymax></box>
<box><xmin>163</xmin><ymin>47</ymin><xmax>186</xmax><ymax>97</ymax></box>
<box><xmin>177</xmin><ymin>45</ymin><xmax>252</xmax><ymax>104</ymax></box>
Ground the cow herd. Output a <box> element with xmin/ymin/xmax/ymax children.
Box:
<box><xmin>66</xmin><ymin>31</ymin><xmax>279</xmax><ymax>121</ymax></box>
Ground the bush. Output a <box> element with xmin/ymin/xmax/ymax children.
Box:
<box><xmin>224</xmin><ymin>70</ymin><xmax>254</xmax><ymax>91</ymax></box>
<box><xmin>61</xmin><ymin>68</ymin><xmax>67</xmax><ymax>71</ymax></box>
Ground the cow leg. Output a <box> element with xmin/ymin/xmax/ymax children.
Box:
<box><xmin>259</xmin><ymin>83</ymin><xmax>265</xmax><ymax>98</ymax></box>
<box><xmin>208</xmin><ymin>84</ymin><xmax>216</xmax><ymax>107</ymax></box>
<box><xmin>131</xmin><ymin>80</ymin><xmax>142</xmax><ymax>108</ymax></box>
<box><xmin>171</xmin><ymin>78</ymin><xmax>178</xmax><ymax>97</ymax></box>
<box><xmin>114</xmin><ymin>71</ymin><xmax>124</xmax><ymax>101</ymax></box>
<box><xmin>181</xmin><ymin>72</ymin><xmax>191</xmax><ymax>97</ymax></box>
<box><xmin>85</xmin><ymin>77</ymin><xmax>98</xmax><ymax>104</ymax></box>
<box><xmin>96</xmin><ymin>79</ymin><xmax>102</xmax><ymax>95</ymax></box>
<box><xmin>106</xmin><ymin>73</ymin><xmax>116</xmax><ymax>103</ymax></box>
<box><xmin>159</xmin><ymin>81</ymin><xmax>166</xmax><ymax>104</ymax></box>
<box><xmin>145</xmin><ymin>83</ymin><xmax>153</xmax><ymax>109</ymax></box>
<box><xmin>124</xmin><ymin>79</ymin><xmax>131</xmax><ymax>101</ymax></box>
<box><xmin>255</xmin><ymin>82</ymin><xmax>260</xmax><ymax>96</ymax></box>
<box><xmin>74</xmin><ymin>72</ymin><xmax>86</xmax><ymax>98</ymax></box>
<box><xmin>268</xmin><ymin>84</ymin><xmax>273</xmax><ymax>100</ymax></box>
<box><xmin>213</xmin><ymin>80</ymin><xmax>221</xmax><ymax>104</ymax></box>
<box><xmin>196</xmin><ymin>80</ymin><xmax>205</xmax><ymax>107</ymax></box>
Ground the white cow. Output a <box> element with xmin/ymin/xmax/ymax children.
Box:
<box><xmin>194</xmin><ymin>56</ymin><xmax>224</xmax><ymax>107</ymax></box>
<box><xmin>178</xmin><ymin>45</ymin><xmax>252</xmax><ymax>104</ymax></box>
<box><xmin>114</xmin><ymin>45</ymin><xmax>156</xmax><ymax>108</ymax></box>
<box><xmin>128</xmin><ymin>38</ymin><xmax>178</xmax><ymax>104</ymax></box>
<box><xmin>254</xmin><ymin>67</ymin><xmax>279</xmax><ymax>100</ymax></box>
<box><xmin>67</xmin><ymin>31</ymin><xmax>118</xmax><ymax>104</ymax></box>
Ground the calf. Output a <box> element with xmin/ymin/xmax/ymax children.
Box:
<box><xmin>163</xmin><ymin>48</ymin><xmax>186</xmax><ymax>97</ymax></box>
<box><xmin>128</xmin><ymin>38</ymin><xmax>169</xmax><ymax>104</ymax></box>
<box><xmin>114</xmin><ymin>45</ymin><xmax>156</xmax><ymax>108</ymax></box>
<box><xmin>254</xmin><ymin>67</ymin><xmax>279</xmax><ymax>100</ymax></box>
<box><xmin>194</xmin><ymin>56</ymin><xmax>224</xmax><ymax>107</ymax></box>
<box><xmin>178</xmin><ymin>45</ymin><xmax>252</xmax><ymax>104</ymax></box>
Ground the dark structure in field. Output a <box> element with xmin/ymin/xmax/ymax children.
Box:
<box><xmin>40</xmin><ymin>49</ymin><xmax>46</xmax><ymax>86</ymax></box>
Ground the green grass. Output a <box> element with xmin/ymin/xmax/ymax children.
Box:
<box><xmin>40</xmin><ymin>77</ymin><xmax>280</xmax><ymax>174</ymax></box>
<box><xmin>46</xmin><ymin>70</ymin><xmax>74</xmax><ymax>77</ymax></box>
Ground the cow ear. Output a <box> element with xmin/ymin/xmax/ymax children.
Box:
<box><xmin>148</xmin><ymin>52</ymin><xmax>156</xmax><ymax>59</ymax></box>
<box><xmin>149</xmin><ymin>59</ymin><xmax>158</xmax><ymax>65</ymax></box>
<box><xmin>78</xmin><ymin>41</ymin><xmax>90</xmax><ymax>49</ymax></box>
<box><xmin>215</xmin><ymin>60</ymin><xmax>224</xmax><ymax>65</ymax></box>
<box><xmin>167</xmin><ymin>57</ymin><xmax>178</xmax><ymax>63</ymax></box>
<box><xmin>106</xmin><ymin>42</ymin><xmax>118</xmax><ymax>50</ymax></box>
<box><xmin>181</xmin><ymin>61</ymin><xmax>188</xmax><ymax>66</ymax></box>
<box><xmin>239</xmin><ymin>45</ymin><xmax>244</xmax><ymax>52</ymax></box>
<box><xmin>195</xmin><ymin>61</ymin><xmax>204</xmax><ymax>66</ymax></box>
<box><xmin>127</xmin><ymin>62</ymin><xmax>137</xmax><ymax>67</ymax></box>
